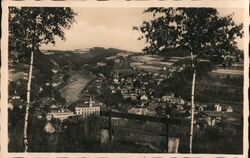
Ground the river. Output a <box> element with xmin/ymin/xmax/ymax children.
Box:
<box><xmin>60</xmin><ymin>72</ymin><xmax>93</xmax><ymax>104</ymax></box>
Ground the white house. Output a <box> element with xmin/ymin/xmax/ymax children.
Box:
<box><xmin>44</xmin><ymin>122</ymin><xmax>56</xmax><ymax>133</ymax></box>
<box><xmin>47</xmin><ymin>108</ymin><xmax>74</xmax><ymax>121</ymax></box>
<box><xmin>214</xmin><ymin>104</ymin><xmax>222</xmax><ymax>112</ymax></box>
<box><xmin>128</xmin><ymin>107</ymin><xmax>149</xmax><ymax>115</ymax></box>
<box><xmin>140</xmin><ymin>94</ymin><xmax>148</xmax><ymax>101</ymax></box>
<box><xmin>97</xmin><ymin>62</ymin><xmax>106</xmax><ymax>67</ymax></box>
<box><xmin>207</xmin><ymin>116</ymin><xmax>216</xmax><ymax>126</ymax></box>
<box><xmin>162</xmin><ymin>93</ymin><xmax>174</xmax><ymax>102</ymax></box>
<box><xmin>225</xmin><ymin>106</ymin><xmax>233</xmax><ymax>112</ymax></box>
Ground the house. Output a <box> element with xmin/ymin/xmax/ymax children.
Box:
<box><xmin>128</xmin><ymin>107</ymin><xmax>149</xmax><ymax>115</ymax></box>
<box><xmin>12</xmin><ymin>95</ymin><xmax>20</xmax><ymax>99</ymax></box>
<box><xmin>75</xmin><ymin>96</ymin><xmax>100</xmax><ymax>117</ymax></box>
<box><xmin>130</xmin><ymin>93</ymin><xmax>137</xmax><ymax>100</ymax></box>
<box><xmin>214</xmin><ymin>104</ymin><xmax>222</xmax><ymax>112</ymax></box>
<box><xmin>171</xmin><ymin>97</ymin><xmax>185</xmax><ymax>105</ymax></box>
<box><xmin>225</xmin><ymin>106</ymin><xmax>233</xmax><ymax>112</ymax></box>
<box><xmin>197</xmin><ymin>104</ymin><xmax>207</xmax><ymax>111</ymax></box>
<box><xmin>8</xmin><ymin>103</ymin><xmax>14</xmax><ymax>110</ymax></box>
<box><xmin>47</xmin><ymin>108</ymin><xmax>74</xmax><ymax>121</ymax></box>
<box><xmin>106</xmin><ymin>56</ymin><xmax>116</xmax><ymax>60</ymax></box>
<box><xmin>44</xmin><ymin>122</ymin><xmax>56</xmax><ymax>133</ymax></box>
<box><xmin>113</xmin><ymin>78</ymin><xmax>119</xmax><ymax>84</ymax></box>
<box><xmin>140</xmin><ymin>94</ymin><xmax>148</xmax><ymax>101</ymax></box>
<box><xmin>207</xmin><ymin>116</ymin><xmax>216</xmax><ymax>126</ymax></box>
<box><xmin>39</xmin><ymin>87</ymin><xmax>43</xmax><ymax>93</ymax></box>
<box><xmin>162</xmin><ymin>93</ymin><xmax>174</xmax><ymax>102</ymax></box>
<box><xmin>198</xmin><ymin>106</ymin><xmax>204</xmax><ymax>111</ymax></box>
<box><xmin>51</xmin><ymin>68</ymin><xmax>59</xmax><ymax>74</ymax></box>
<box><xmin>52</xmin><ymin>73</ymin><xmax>63</xmax><ymax>87</ymax></box>
<box><xmin>50</xmin><ymin>104</ymin><xmax>59</xmax><ymax>109</ymax></box>
<box><xmin>97</xmin><ymin>62</ymin><xmax>106</xmax><ymax>67</ymax></box>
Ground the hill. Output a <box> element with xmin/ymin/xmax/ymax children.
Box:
<box><xmin>42</xmin><ymin>47</ymin><xmax>132</xmax><ymax>71</ymax></box>
<box><xmin>9</xmin><ymin>47</ymin><xmax>134</xmax><ymax>101</ymax></box>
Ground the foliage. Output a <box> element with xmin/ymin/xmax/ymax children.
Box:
<box><xmin>134</xmin><ymin>8</ymin><xmax>243</xmax><ymax>66</ymax></box>
<box><xmin>9</xmin><ymin>7</ymin><xmax>77</xmax><ymax>152</ymax></box>
<box><xmin>155</xmin><ymin>69</ymin><xmax>243</xmax><ymax>103</ymax></box>
<box><xmin>168</xmin><ymin>123</ymin><xmax>242</xmax><ymax>154</ymax></box>
<box><xmin>99</xmin><ymin>82</ymin><xmax>123</xmax><ymax>109</ymax></box>
<box><xmin>8</xmin><ymin>107</ymin><xmax>25</xmax><ymax>152</ymax></box>
<box><xmin>9</xmin><ymin>7</ymin><xmax>77</xmax><ymax>54</ymax></box>
<box><xmin>58</xmin><ymin>115</ymin><xmax>102</xmax><ymax>152</ymax></box>
<box><xmin>135</xmin><ymin>8</ymin><xmax>243</xmax><ymax>153</ymax></box>
<box><xmin>46</xmin><ymin>47</ymin><xmax>121</xmax><ymax>71</ymax></box>
<box><xmin>85</xmin><ymin>60</ymin><xmax>115</xmax><ymax>77</ymax></box>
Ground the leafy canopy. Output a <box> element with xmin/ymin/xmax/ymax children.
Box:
<box><xmin>9</xmin><ymin>7</ymin><xmax>77</xmax><ymax>53</ymax></box>
<box><xmin>134</xmin><ymin>8</ymin><xmax>243</xmax><ymax>65</ymax></box>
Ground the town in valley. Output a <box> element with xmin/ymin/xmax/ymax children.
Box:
<box><xmin>8</xmin><ymin>47</ymin><xmax>243</xmax><ymax>153</ymax></box>
<box><xmin>7</xmin><ymin>7</ymin><xmax>244</xmax><ymax>154</ymax></box>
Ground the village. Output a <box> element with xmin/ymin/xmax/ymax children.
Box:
<box><xmin>6</xmin><ymin>6</ymin><xmax>245</xmax><ymax>154</ymax></box>
<box><xmin>8</xmin><ymin>50</ymin><xmax>242</xmax><ymax>134</ymax></box>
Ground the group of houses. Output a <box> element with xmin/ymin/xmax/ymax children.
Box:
<box><xmin>46</xmin><ymin>94</ymin><xmax>101</xmax><ymax>121</ymax></box>
<box><xmin>126</xmin><ymin>93</ymin><xmax>186</xmax><ymax>117</ymax></box>
<box><xmin>110</xmin><ymin>71</ymin><xmax>168</xmax><ymax>101</ymax></box>
<box><xmin>9</xmin><ymin>87</ymin><xmax>238</xmax><ymax>129</ymax></box>
<box><xmin>199</xmin><ymin>104</ymin><xmax>236</xmax><ymax>127</ymax></box>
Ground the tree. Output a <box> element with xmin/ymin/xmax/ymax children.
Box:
<box><xmin>9</xmin><ymin>7</ymin><xmax>77</xmax><ymax>152</ymax></box>
<box><xmin>99</xmin><ymin>82</ymin><xmax>123</xmax><ymax>142</ymax></box>
<box><xmin>134</xmin><ymin>7</ymin><xmax>243</xmax><ymax>153</ymax></box>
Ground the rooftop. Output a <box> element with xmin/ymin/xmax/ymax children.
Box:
<box><xmin>74</xmin><ymin>100</ymin><xmax>100</xmax><ymax>108</ymax></box>
<box><xmin>50</xmin><ymin>108</ymin><xmax>73</xmax><ymax>113</ymax></box>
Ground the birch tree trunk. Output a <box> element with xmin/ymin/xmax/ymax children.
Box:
<box><xmin>23</xmin><ymin>49</ymin><xmax>34</xmax><ymax>152</ymax></box>
<box><xmin>189</xmin><ymin>51</ymin><xmax>196</xmax><ymax>153</ymax></box>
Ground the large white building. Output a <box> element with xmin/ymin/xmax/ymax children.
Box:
<box><xmin>47</xmin><ymin>108</ymin><xmax>74</xmax><ymax>121</ymax></box>
<box><xmin>75</xmin><ymin>96</ymin><xmax>100</xmax><ymax>117</ymax></box>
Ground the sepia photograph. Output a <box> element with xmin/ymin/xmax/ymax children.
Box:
<box><xmin>1</xmin><ymin>1</ymin><xmax>248</xmax><ymax>157</ymax></box>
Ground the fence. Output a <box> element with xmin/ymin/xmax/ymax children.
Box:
<box><xmin>100</xmin><ymin>110</ymin><xmax>189</xmax><ymax>153</ymax></box>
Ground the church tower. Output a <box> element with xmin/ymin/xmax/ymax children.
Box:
<box><xmin>89</xmin><ymin>96</ymin><xmax>93</xmax><ymax>107</ymax></box>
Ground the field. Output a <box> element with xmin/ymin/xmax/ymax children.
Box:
<box><xmin>130</xmin><ymin>54</ymin><xmax>175</xmax><ymax>72</ymax></box>
<box><xmin>211</xmin><ymin>68</ymin><xmax>243</xmax><ymax>76</ymax></box>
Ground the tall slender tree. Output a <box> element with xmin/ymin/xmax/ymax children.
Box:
<box><xmin>134</xmin><ymin>7</ymin><xmax>243</xmax><ymax>153</ymax></box>
<box><xmin>9</xmin><ymin>7</ymin><xmax>77</xmax><ymax>152</ymax></box>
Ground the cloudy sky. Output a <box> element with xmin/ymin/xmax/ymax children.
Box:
<box><xmin>41</xmin><ymin>7</ymin><xmax>244</xmax><ymax>52</ymax></box>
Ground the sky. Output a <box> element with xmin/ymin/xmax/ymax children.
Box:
<box><xmin>41</xmin><ymin>7</ymin><xmax>244</xmax><ymax>52</ymax></box>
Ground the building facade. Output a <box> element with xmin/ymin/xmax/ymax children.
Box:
<box><xmin>75</xmin><ymin>96</ymin><xmax>100</xmax><ymax>117</ymax></box>
<box><xmin>48</xmin><ymin>108</ymin><xmax>74</xmax><ymax>121</ymax></box>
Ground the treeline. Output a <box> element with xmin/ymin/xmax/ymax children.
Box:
<box><xmin>45</xmin><ymin>47</ymin><xmax>125</xmax><ymax>71</ymax></box>
<box><xmin>154</xmin><ymin>62</ymin><xmax>243</xmax><ymax>104</ymax></box>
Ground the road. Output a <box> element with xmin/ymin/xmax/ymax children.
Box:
<box><xmin>60</xmin><ymin>72</ymin><xmax>92</xmax><ymax>104</ymax></box>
